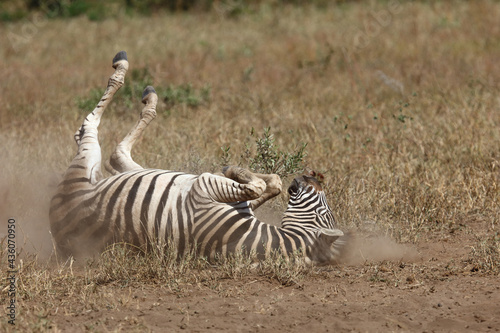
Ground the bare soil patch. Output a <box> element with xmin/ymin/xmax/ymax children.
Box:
<box><xmin>12</xmin><ymin>229</ymin><xmax>497</xmax><ymax>332</ymax></box>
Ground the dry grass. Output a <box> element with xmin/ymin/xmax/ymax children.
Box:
<box><xmin>0</xmin><ymin>1</ymin><xmax>499</xmax><ymax>330</ymax></box>
<box><xmin>0</xmin><ymin>242</ymin><xmax>317</xmax><ymax>331</ymax></box>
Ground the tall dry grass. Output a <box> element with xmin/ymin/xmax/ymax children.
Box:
<box><xmin>0</xmin><ymin>1</ymin><xmax>499</xmax><ymax>329</ymax></box>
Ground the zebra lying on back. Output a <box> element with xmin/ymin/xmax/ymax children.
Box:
<box><xmin>49</xmin><ymin>51</ymin><xmax>348</xmax><ymax>265</ymax></box>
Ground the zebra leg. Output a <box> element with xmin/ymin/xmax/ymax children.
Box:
<box><xmin>195</xmin><ymin>172</ymin><xmax>266</xmax><ymax>204</ymax></box>
<box><xmin>66</xmin><ymin>51</ymin><xmax>129</xmax><ymax>185</ymax></box>
<box><xmin>222</xmin><ymin>166</ymin><xmax>282</xmax><ymax>209</ymax></box>
<box><xmin>245</xmin><ymin>172</ymin><xmax>282</xmax><ymax>210</ymax></box>
<box><xmin>105</xmin><ymin>86</ymin><xmax>158</xmax><ymax>175</ymax></box>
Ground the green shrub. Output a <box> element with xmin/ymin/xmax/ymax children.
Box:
<box><xmin>248</xmin><ymin>127</ymin><xmax>307</xmax><ymax>178</ymax></box>
<box><xmin>161</xmin><ymin>83</ymin><xmax>211</xmax><ymax>108</ymax></box>
<box><xmin>0</xmin><ymin>0</ymin><xmax>368</xmax><ymax>22</ymax></box>
<box><xmin>75</xmin><ymin>66</ymin><xmax>210</xmax><ymax>113</ymax></box>
<box><xmin>222</xmin><ymin>127</ymin><xmax>307</xmax><ymax>179</ymax></box>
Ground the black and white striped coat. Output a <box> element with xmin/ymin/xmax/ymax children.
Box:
<box><xmin>49</xmin><ymin>51</ymin><xmax>347</xmax><ymax>265</ymax></box>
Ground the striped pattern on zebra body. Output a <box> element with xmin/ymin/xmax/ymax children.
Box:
<box><xmin>49</xmin><ymin>51</ymin><xmax>348</xmax><ymax>265</ymax></box>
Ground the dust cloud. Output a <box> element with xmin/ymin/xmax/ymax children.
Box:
<box><xmin>0</xmin><ymin>151</ymin><xmax>60</xmax><ymax>260</ymax></box>
<box><xmin>341</xmin><ymin>233</ymin><xmax>419</xmax><ymax>265</ymax></box>
<box><xmin>255</xmin><ymin>204</ymin><xmax>418</xmax><ymax>265</ymax></box>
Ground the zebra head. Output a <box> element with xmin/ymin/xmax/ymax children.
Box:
<box><xmin>284</xmin><ymin>175</ymin><xmax>346</xmax><ymax>265</ymax></box>
<box><xmin>286</xmin><ymin>175</ymin><xmax>337</xmax><ymax>230</ymax></box>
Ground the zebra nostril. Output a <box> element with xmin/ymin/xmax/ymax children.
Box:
<box><xmin>288</xmin><ymin>179</ymin><xmax>299</xmax><ymax>195</ymax></box>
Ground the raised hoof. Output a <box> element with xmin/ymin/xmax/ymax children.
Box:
<box><xmin>142</xmin><ymin>86</ymin><xmax>157</xmax><ymax>103</ymax></box>
<box><xmin>112</xmin><ymin>51</ymin><xmax>128</xmax><ymax>68</ymax></box>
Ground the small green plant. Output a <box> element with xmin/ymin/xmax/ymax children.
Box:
<box><xmin>161</xmin><ymin>83</ymin><xmax>211</xmax><ymax>108</ymax></box>
<box><xmin>221</xmin><ymin>127</ymin><xmax>307</xmax><ymax>179</ymax></box>
<box><xmin>220</xmin><ymin>145</ymin><xmax>232</xmax><ymax>166</ymax></box>
<box><xmin>393</xmin><ymin>100</ymin><xmax>413</xmax><ymax>123</ymax></box>
<box><xmin>246</xmin><ymin>127</ymin><xmax>307</xmax><ymax>179</ymax></box>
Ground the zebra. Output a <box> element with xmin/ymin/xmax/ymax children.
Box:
<box><xmin>49</xmin><ymin>51</ymin><xmax>348</xmax><ymax>265</ymax></box>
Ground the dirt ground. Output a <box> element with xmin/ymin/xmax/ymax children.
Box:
<box><xmin>19</xmin><ymin>226</ymin><xmax>499</xmax><ymax>332</ymax></box>
<box><xmin>6</xmin><ymin>196</ymin><xmax>499</xmax><ymax>332</ymax></box>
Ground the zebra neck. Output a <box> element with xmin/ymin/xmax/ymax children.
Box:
<box><xmin>274</xmin><ymin>218</ymin><xmax>318</xmax><ymax>252</ymax></box>
<box><xmin>280</xmin><ymin>210</ymin><xmax>318</xmax><ymax>230</ymax></box>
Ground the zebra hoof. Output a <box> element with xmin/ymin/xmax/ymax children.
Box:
<box><xmin>112</xmin><ymin>51</ymin><xmax>128</xmax><ymax>68</ymax></box>
<box><xmin>142</xmin><ymin>86</ymin><xmax>157</xmax><ymax>103</ymax></box>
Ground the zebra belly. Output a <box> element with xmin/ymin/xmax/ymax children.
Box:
<box><xmin>50</xmin><ymin>169</ymin><xmax>197</xmax><ymax>256</ymax></box>
<box><xmin>100</xmin><ymin>170</ymin><xmax>197</xmax><ymax>249</ymax></box>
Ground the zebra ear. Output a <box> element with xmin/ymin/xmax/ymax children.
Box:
<box><xmin>318</xmin><ymin>228</ymin><xmax>344</xmax><ymax>245</ymax></box>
